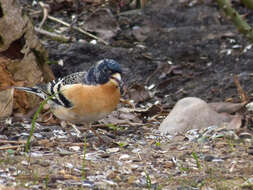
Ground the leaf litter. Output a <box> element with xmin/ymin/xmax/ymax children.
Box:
<box><xmin>1</xmin><ymin>0</ymin><xmax>253</xmax><ymax>189</ymax></box>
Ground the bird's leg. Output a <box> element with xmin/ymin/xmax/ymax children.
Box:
<box><xmin>85</xmin><ymin>123</ymin><xmax>104</xmax><ymax>143</ymax></box>
<box><xmin>68</xmin><ymin>122</ymin><xmax>81</xmax><ymax>137</ymax></box>
<box><xmin>60</xmin><ymin>121</ymin><xmax>81</xmax><ymax>138</ymax></box>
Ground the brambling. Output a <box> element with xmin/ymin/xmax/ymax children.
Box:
<box><xmin>15</xmin><ymin>59</ymin><xmax>123</xmax><ymax>139</ymax></box>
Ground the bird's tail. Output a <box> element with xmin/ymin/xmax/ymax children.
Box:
<box><xmin>14</xmin><ymin>86</ymin><xmax>47</xmax><ymax>99</ymax></box>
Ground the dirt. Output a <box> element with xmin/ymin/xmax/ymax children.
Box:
<box><xmin>1</xmin><ymin>0</ymin><xmax>253</xmax><ymax>189</ymax></box>
<box><xmin>45</xmin><ymin>0</ymin><xmax>253</xmax><ymax>106</ymax></box>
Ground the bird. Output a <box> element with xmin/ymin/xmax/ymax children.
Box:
<box><xmin>15</xmin><ymin>59</ymin><xmax>123</xmax><ymax>140</ymax></box>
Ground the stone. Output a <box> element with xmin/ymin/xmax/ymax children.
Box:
<box><xmin>159</xmin><ymin>97</ymin><xmax>231</xmax><ymax>135</ymax></box>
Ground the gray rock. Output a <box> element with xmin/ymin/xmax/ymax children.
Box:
<box><xmin>159</xmin><ymin>97</ymin><xmax>231</xmax><ymax>135</ymax></box>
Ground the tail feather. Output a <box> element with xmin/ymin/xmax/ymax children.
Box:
<box><xmin>14</xmin><ymin>86</ymin><xmax>47</xmax><ymax>99</ymax></box>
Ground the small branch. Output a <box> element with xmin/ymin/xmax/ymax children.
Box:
<box><xmin>35</xmin><ymin>27</ymin><xmax>71</xmax><ymax>42</ymax></box>
<box><xmin>33</xmin><ymin>3</ymin><xmax>108</xmax><ymax>44</ymax></box>
<box><xmin>0</xmin><ymin>140</ymin><xmax>27</xmax><ymax>144</ymax></box>
<box><xmin>216</xmin><ymin>0</ymin><xmax>253</xmax><ymax>42</ymax></box>
<box><xmin>47</xmin><ymin>15</ymin><xmax>109</xmax><ymax>45</ymax></box>
<box><xmin>0</xmin><ymin>145</ymin><xmax>24</xmax><ymax>150</ymax></box>
<box><xmin>38</xmin><ymin>2</ymin><xmax>49</xmax><ymax>28</ymax></box>
<box><xmin>234</xmin><ymin>75</ymin><xmax>248</xmax><ymax>102</ymax></box>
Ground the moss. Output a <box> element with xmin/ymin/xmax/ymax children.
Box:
<box><xmin>42</xmin><ymin>25</ymin><xmax>55</xmax><ymax>33</ymax></box>
<box><xmin>47</xmin><ymin>60</ymin><xmax>57</xmax><ymax>65</ymax></box>
<box><xmin>31</xmin><ymin>47</ymin><xmax>55</xmax><ymax>82</ymax></box>
<box><xmin>21</xmin><ymin>8</ymin><xmax>26</xmax><ymax>17</ymax></box>
<box><xmin>241</xmin><ymin>0</ymin><xmax>253</xmax><ymax>10</ymax></box>
<box><xmin>31</xmin><ymin>48</ymin><xmax>48</xmax><ymax>66</ymax></box>
<box><xmin>217</xmin><ymin>0</ymin><xmax>253</xmax><ymax>42</ymax></box>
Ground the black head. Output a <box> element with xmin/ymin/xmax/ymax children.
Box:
<box><xmin>86</xmin><ymin>59</ymin><xmax>122</xmax><ymax>84</ymax></box>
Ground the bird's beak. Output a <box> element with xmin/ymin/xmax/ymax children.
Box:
<box><xmin>111</xmin><ymin>73</ymin><xmax>125</xmax><ymax>94</ymax></box>
<box><xmin>111</xmin><ymin>73</ymin><xmax>121</xmax><ymax>83</ymax></box>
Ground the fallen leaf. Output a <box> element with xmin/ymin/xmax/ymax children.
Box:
<box><xmin>226</xmin><ymin>114</ymin><xmax>242</xmax><ymax>130</ymax></box>
<box><xmin>128</xmin><ymin>84</ymin><xmax>150</xmax><ymax>103</ymax></box>
<box><xmin>0</xmin><ymin>89</ymin><xmax>14</xmax><ymax>118</ymax></box>
<box><xmin>100</xmin><ymin>107</ymin><xmax>141</xmax><ymax>125</ymax></box>
<box><xmin>135</xmin><ymin>104</ymin><xmax>162</xmax><ymax>117</ymax></box>
<box><xmin>0</xmin><ymin>61</ymin><xmax>15</xmax><ymax>117</ymax></box>
<box><xmin>234</xmin><ymin>75</ymin><xmax>248</xmax><ymax>102</ymax></box>
<box><xmin>208</xmin><ymin>102</ymin><xmax>246</xmax><ymax>114</ymax></box>
<box><xmin>83</xmin><ymin>8</ymin><xmax>120</xmax><ymax>41</ymax></box>
<box><xmin>0</xmin><ymin>184</ymin><xmax>26</xmax><ymax>190</ymax></box>
<box><xmin>132</xmin><ymin>26</ymin><xmax>150</xmax><ymax>42</ymax></box>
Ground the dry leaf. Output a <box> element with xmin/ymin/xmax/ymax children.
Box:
<box><xmin>0</xmin><ymin>61</ymin><xmax>19</xmax><ymax>117</ymax></box>
<box><xmin>128</xmin><ymin>84</ymin><xmax>150</xmax><ymax>103</ymax></box>
<box><xmin>226</xmin><ymin>114</ymin><xmax>242</xmax><ymax>130</ymax></box>
<box><xmin>0</xmin><ymin>89</ymin><xmax>14</xmax><ymax>118</ymax></box>
<box><xmin>208</xmin><ymin>102</ymin><xmax>246</xmax><ymax>114</ymax></box>
<box><xmin>83</xmin><ymin>8</ymin><xmax>120</xmax><ymax>41</ymax></box>
<box><xmin>135</xmin><ymin>104</ymin><xmax>162</xmax><ymax>117</ymax></box>
<box><xmin>100</xmin><ymin>107</ymin><xmax>141</xmax><ymax>125</ymax></box>
<box><xmin>132</xmin><ymin>26</ymin><xmax>150</xmax><ymax>42</ymax></box>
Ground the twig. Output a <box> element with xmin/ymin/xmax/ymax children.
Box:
<box><xmin>47</xmin><ymin>15</ymin><xmax>108</xmax><ymax>45</ymax></box>
<box><xmin>145</xmin><ymin>62</ymin><xmax>163</xmax><ymax>85</ymax></box>
<box><xmin>90</xmin><ymin>122</ymin><xmax>146</xmax><ymax>128</ymax></box>
<box><xmin>119</xmin><ymin>9</ymin><xmax>142</xmax><ymax>16</ymax></box>
<box><xmin>37</xmin><ymin>2</ymin><xmax>70</xmax><ymax>42</ymax></box>
<box><xmin>61</xmin><ymin>142</ymin><xmax>87</xmax><ymax>146</ymax></box>
<box><xmin>137</xmin><ymin>152</ymin><xmax>142</xmax><ymax>160</ymax></box>
<box><xmin>234</xmin><ymin>75</ymin><xmax>248</xmax><ymax>102</ymax></box>
<box><xmin>0</xmin><ymin>145</ymin><xmax>24</xmax><ymax>150</ymax></box>
<box><xmin>35</xmin><ymin>27</ymin><xmax>71</xmax><ymax>42</ymax></box>
<box><xmin>38</xmin><ymin>2</ymin><xmax>49</xmax><ymax>29</ymax></box>
<box><xmin>82</xmin><ymin>137</ymin><xmax>87</xmax><ymax>180</ymax></box>
<box><xmin>120</xmin><ymin>98</ymin><xmax>135</xmax><ymax>109</ymax></box>
<box><xmin>33</xmin><ymin>3</ymin><xmax>108</xmax><ymax>44</ymax></box>
<box><xmin>0</xmin><ymin>140</ymin><xmax>27</xmax><ymax>144</ymax></box>
<box><xmin>17</xmin><ymin>174</ymin><xmax>78</xmax><ymax>180</ymax></box>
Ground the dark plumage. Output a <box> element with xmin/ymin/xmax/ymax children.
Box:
<box><xmin>86</xmin><ymin>59</ymin><xmax>122</xmax><ymax>85</ymax></box>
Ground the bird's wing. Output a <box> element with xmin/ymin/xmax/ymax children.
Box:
<box><xmin>15</xmin><ymin>71</ymin><xmax>88</xmax><ymax>108</ymax></box>
<box><xmin>60</xmin><ymin>71</ymin><xmax>88</xmax><ymax>85</ymax></box>
<box><xmin>38</xmin><ymin>71</ymin><xmax>88</xmax><ymax>108</ymax></box>
<box><xmin>38</xmin><ymin>71</ymin><xmax>88</xmax><ymax>91</ymax></box>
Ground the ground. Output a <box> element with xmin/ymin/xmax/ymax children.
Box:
<box><xmin>1</xmin><ymin>0</ymin><xmax>253</xmax><ymax>189</ymax></box>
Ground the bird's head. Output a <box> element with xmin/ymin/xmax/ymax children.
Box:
<box><xmin>92</xmin><ymin>59</ymin><xmax>122</xmax><ymax>86</ymax></box>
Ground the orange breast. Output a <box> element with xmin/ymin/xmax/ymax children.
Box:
<box><xmin>52</xmin><ymin>82</ymin><xmax>120</xmax><ymax>123</ymax></box>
